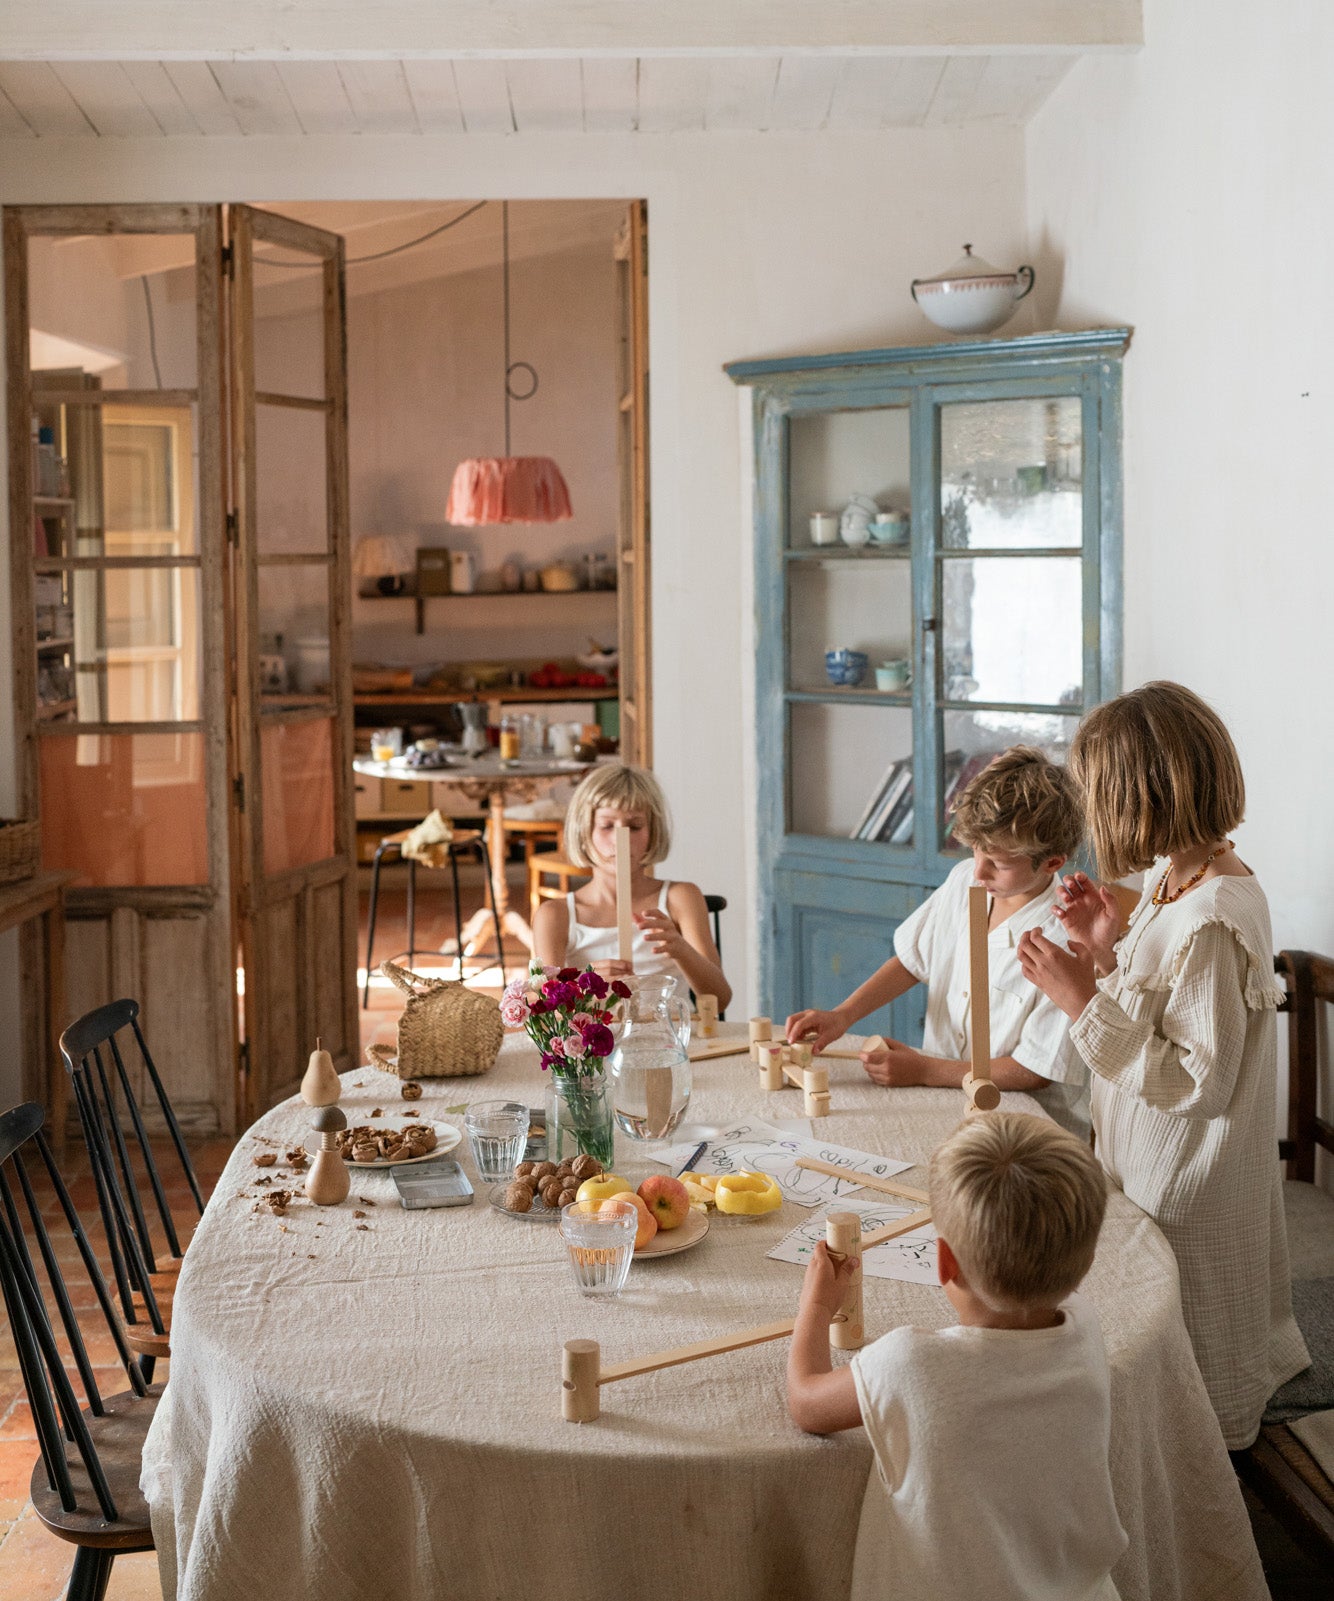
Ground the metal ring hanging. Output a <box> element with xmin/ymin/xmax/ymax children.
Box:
<box><xmin>506</xmin><ymin>361</ymin><xmax>539</xmax><ymax>403</ymax></box>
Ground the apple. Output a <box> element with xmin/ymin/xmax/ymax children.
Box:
<box><xmin>638</xmin><ymin>1174</ymin><xmax>691</xmax><ymax>1232</ymax></box>
<box><xmin>601</xmin><ymin>1192</ymin><xmax>657</xmax><ymax>1250</ymax></box>
<box><xmin>575</xmin><ymin>1171</ymin><xmax>632</xmax><ymax>1205</ymax></box>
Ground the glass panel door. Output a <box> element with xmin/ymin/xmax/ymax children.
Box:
<box><xmin>229</xmin><ymin>204</ymin><xmax>355</xmax><ymax>1116</ymax></box>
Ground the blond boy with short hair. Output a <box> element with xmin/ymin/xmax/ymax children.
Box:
<box><xmin>787</xmin><ymin>746</ymin><xmax>1090</xmax><ymax>1132</ymax></box>
<box><xmin>787</xmin><ymin>1114</ymin><xmax>1127</xmax><ymax>1601</ymax></box>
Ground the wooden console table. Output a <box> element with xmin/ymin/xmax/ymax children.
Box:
<box><xmin>0</xmin><ymin>870</ymin><xmax>74</xmax><ymax>1148</ymax></box>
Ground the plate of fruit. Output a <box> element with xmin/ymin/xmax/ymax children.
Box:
<box><xmin>492</xmin><ymin>1162</ymin><xmax>708</xmax><ymax>1256</ymax></box>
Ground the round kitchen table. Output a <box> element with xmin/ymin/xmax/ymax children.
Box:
<box><xmin>142</xmin><ymin>1027</ymin><xmax>1266</xmax><ymax>1601</ymax></box>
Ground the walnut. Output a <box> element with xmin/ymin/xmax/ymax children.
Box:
<box><xmin>351</xmin><ymin>1141</ymin><xmax>380</xmax><ymax>1164</ymax></box>
<box><xmin>515</xmin><ymin>1161</ymin><xmax>536</xmax><ymax>1178</ymax></box>
<box><xmin>266</xmin><ymin>1190</ymin><xmax>293</xmax><ymax>1215</ymax></box>
<box><xmin>540</xmin><ymin>1178</ymin><xmax>564</xmax><ymax>1207</ymax></box>
<box><xmin>531</xmin><ymin>1162</ymin><xmax>557</xmax><ymax>1184</ymax></box>
<box><xmin>285</xmin><ymin>1148</ymin><xmax>309</xmax><ymax>1170</ymax></box>
<box><xmin>504</xmin><ymin>1184</ymin><xmax>534</xmax><ymax>1213</ymax></box>
<box><xmin>558</xmin><ymin>1188</ymin><xmax>579</xmax><ymax>1208</ymax></box>
<box><xmin>570</xmin><ymin>1155</ymin><xmax>602</xmax><ymax>1181</ymax></box>
<box><xmin>400</xmin><ymin>1080</ymin><xmax>423</xmax><ymax>1100</ymax></box>
<box><xmin>253</xmin><ymin>1152</ymin><xmax>277</xmax><ymax>1167</ymax></box>
<box><xmin>555</xmin><ymin>1160</ymin><xmax>575</xmax><ymax>1179</ymax></box>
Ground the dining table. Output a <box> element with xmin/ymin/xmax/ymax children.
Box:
<box><xmin>141</xmin><ymin>1025</ymin><xmax>1267</xmax><ymax>1601</ymax></box>
<box><xmin>354</xmin><ymin>750</ymin><xmax>593</xmax><ymax>955</ymax></box>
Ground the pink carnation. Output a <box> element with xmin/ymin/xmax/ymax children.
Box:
<box><xmin>499</xmin><ymin>992</ymin><xmax>530</xmax><ymax>1028</ymax></box>
<box><xmin>548</xmin><ymin>1036</ymin><xmax>567</xmax><ymax>1058</ymax></box>
<box><xmin>562</xmin><ymin>1034</ymin><xmax>585</xmax><ymax>1059</ymax></box>
<box><xmin>572</xmin><ymin>1011</ymin><xmax>593</xmax><ymax>1029</ymax></box>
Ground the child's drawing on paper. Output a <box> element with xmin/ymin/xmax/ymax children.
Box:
<box><xmin>768</xmin><ymin>1196</ymin><xmax>939</xmax><ymax>1285</ymax></box>
<box><xmin>657</xmin><ymin>1121</ymin><xmax>912</xmax><ymax>1207</ymax></box>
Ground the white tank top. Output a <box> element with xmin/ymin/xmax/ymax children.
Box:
<box><xmin>564</xmin><ymin>882</ymin><xmax>686</xmax><ymax>988</ymax></box>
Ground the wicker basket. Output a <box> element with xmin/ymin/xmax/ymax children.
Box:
<box><xmin>0</xmin><ymin>820</ymin><xmax>40</xmax><ymax>886</ymax></box>
<box><xmin>368</xmin><ymin>961</ymin><xmax>503</xmax><ymax>1079</ymax></box>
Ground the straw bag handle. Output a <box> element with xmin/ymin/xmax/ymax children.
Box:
<box><xmin>379</xmin><ymin>960</ymin><xmax>453</xmax><ymax>999</ymax></box>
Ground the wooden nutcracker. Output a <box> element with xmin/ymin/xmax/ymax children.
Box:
<box><xmin>962</xmin><ymin>884</ymin><xmax>1001</xmax><ymax>1114</ymax></box>
<box><xmin>825</xmin><ymin>1211</ymin><xmax>864</xmax><ymax>1349</ymax></box>
<box><xmin>300</xmin><ymin>1037</ymin><xmax>341</xmax><ymax>1106</ymax></box>
<box><xmin>306</xmin><ymin>1104</ymin><xmax>350</xmax><ymax>1205</ymax></box>
<box><xmin>696</xmin><ymin>994</ymin><xmax>719</xmax><ymax>1038</ymax></box>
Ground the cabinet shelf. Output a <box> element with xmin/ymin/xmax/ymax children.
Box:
<box><xmin>354</xmin><ymin>686</ymin><xmax>617</xmax><ymax>710</ymax></box>
<box><xmin>786</xmin><ymin>688</ymin><xmax>912</xmax><ymax>707</ymax></box>
<box><xmin>784</xmin><ymin>546</ymin><xmax>909</xmax><ymax>562</ymax></box>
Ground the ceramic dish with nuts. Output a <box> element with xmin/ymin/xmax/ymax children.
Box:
<box><xmin>317</xmin><ymin>1116</ymin><xmax>461</xmax><ymax>1168</ymax></box>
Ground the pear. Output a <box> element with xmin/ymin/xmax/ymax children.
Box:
<box><xmin>300</xmin><ymin>1038</ymin><xmax>341</xmax><ymax>1107</ymax></box>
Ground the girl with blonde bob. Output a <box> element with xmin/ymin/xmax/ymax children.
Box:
<box><xmin>532</xmin><ymin>764</ymin><xmax>731</xmax><ymax>1009</ymax></box>
<box><xmin>1017</xmin><ymin>682</ymin><xmax>1308</xmax><ymax>1447</ymax></box>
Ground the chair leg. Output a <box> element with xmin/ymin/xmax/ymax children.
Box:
<box><xmin>448</xmin><ymin>849</ymin><xmax>464</xmax><ymax>981</ymax></box>
<box><xmin>478</xmin><ymin>837</ymin><xmax>505</xmax><ymax>985</ymax></box>
<box><xmin>363</xmin><ymin>844</ymin><xmax>388</xmax><ymax>1008</ymax></box>
<box><xmin>67</xmin><ymin>1546</ymin><xmax>115</xmax><ymax>1601</ymax></box>
<box><xmin>406</xmin><ymin>859</ymin><xmax>416</xmax><ymax>969</ymax></box>
<box><xmin>139</xmin><ymin>1353</ymin><xmax>156</xmax><ymax>1385</ymax></box>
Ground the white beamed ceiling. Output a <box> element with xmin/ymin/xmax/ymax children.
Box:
<box><xmin>0</xmin><ymin>56</ymin><xmax>1082</xmax><ymax>138</ymax></box>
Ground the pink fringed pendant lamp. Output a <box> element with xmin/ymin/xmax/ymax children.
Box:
<box><xmin>446</xmin><ymin>202</ymin><xmax>573</xmax><ymax>527</ymax></box>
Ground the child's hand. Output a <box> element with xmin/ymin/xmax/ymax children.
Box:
<box><xmin>785</xmin><ymin>1008</ymin><xmax>845</xmax><ymax>1051</ymax></box>
<box><xmin>799</xmin><ymin>1241</ymin><xmax>858</xmax><ymax>1320</ymax></box>
<box><xmin>1052</xmin><ymin>872</ymin><xmax>1122</xmax><ymax>961</ymax></box>
<box><xmin>634</xmin><ymin>908</ymin><xmax>685</xmax><ymax>961</ymax></box>
<box><xmin>1017</xmin><ymin>930</ymin><xmax>1099</xmax><ymax>1021</ymax></box>
<box><xmin>860</xmin><ymin>1037</ymin><xmax>927</xmax><ymax>1087</ymax></box>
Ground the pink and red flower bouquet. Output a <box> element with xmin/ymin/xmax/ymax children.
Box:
<box><xmin>501</xmin><ymin>962</ymin><xmax>631</xmax><ymax>1080</ymax></box>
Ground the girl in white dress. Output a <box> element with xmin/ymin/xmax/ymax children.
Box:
<box><xmin>1018</xmin><ymin>682</ymin><xmax>1309</xmax><ymax>1447</ymax></box>
<box><xmin>531</xmin><ymin>764</ymin><xmax>731</xmax><ymax>1010</ymax></box>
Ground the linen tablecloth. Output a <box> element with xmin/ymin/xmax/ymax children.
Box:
<box><xmin>141</xmin><ymin>1026</ymin><xmax>1267</xmax><ymax>1601</ymax></box>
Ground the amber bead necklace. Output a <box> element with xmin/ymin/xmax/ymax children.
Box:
<box><xmin>1151</xmin><ymin>841</ymin><xmax>1233</xmax><ymax>906</ymax></box>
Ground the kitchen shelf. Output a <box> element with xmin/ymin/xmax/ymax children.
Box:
<box><xmin>36</xmin><ymin>636</ymin><xmax>73</xmax><ymax>654</ymax></box>
<box><xmin>784</xmin><ymin>546</ymin><xmax>910</xmax><ymax>562</ymax></box>
<box><xmin>360</xmin><ymin>586</ymin><xmax>616</xmax><ymax>635</ymax></box>
<box><xmin>355</xmin><ymin>686</ymin><xmax>617</xmax><ymax>709</ymax></box>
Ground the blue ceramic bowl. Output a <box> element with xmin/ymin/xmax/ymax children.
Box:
<box><xmin>825</xmin><ymin>649</ymin><xmax>869</xmax><ymax>687</ymax></box>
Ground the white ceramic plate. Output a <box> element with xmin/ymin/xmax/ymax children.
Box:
<box><xmin>634</xmin><ymin>1206</ymin><xmax>710</xmax><ymax>1258</ymax></box>
<box><xmin>309</xmin><ymin>1116</ymin><xmax>461</xmax><ymax>1169</ymax></box>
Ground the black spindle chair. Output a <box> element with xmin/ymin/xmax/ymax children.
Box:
<box><xmin>0</xmin><ymin>1101</ymin><xmax>159</xmax><ymax>1601</ymax></box>
<box><xmin>60</xmin><ymin>1000</ymin><xmax>205</xmax><ymax>1379</ymax></box>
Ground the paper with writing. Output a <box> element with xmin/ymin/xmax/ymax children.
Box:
<box><xmin>768</xmin><ymin>1195</ymin><xmax>938</xmax><ymax>1285</ymax></box>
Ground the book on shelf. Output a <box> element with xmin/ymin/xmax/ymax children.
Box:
<box><xmin>850</xmin><ymin>754</ymin><xmax>901</xmax><ymax>839</ymax></box>
<box><xmin>857</xmin><ymin>758</ymin><xmax>912</xmax><ymax>842</ymax></box>
<box><xmin>942</xmin><ymin>749</ymin><xmax>993</xmax><ymax>846</ymax></box>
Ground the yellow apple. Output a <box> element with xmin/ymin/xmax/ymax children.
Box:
<box><xmin>600</xmin><ymin>1191</ymin><xmax>657</xmax><ymax>1250</ymax></box>
<box><xmin>575</xmin><ymin>1171</ymin><xmax>632</xmax><ymax>1205</ymax></box>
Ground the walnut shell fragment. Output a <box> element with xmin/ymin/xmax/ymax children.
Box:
<box><xmin>253</xmin><ymin>1152</ymin><xmax>277</xmax><ymax>1167</ymax></box>
<box><xmin>400</xmin><ymin>1080</ymin><xmax>423</xmax><ymax>1100</ymax></box>
<box><xmin>266</xmin><ymin>1189</ymin><xmax>293</xmax><ymax>1215</ymax></box>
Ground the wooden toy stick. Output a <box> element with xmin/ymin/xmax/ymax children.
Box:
<box><xmin>562</xmin><ymin>1339</ymin><xmax>601</xmax><ymax>1422</ymax></box>
<box><xmin>757</xmin><ymin>1042</ymin><xmax>785</xmax><ymax>1092</ymax></box>
<box><xmin>615</xmin><ymin>823</ymin><xmax>634</xmax><ymax>963</ymax></box>
<box><xmin>748</xmin><ymin>1015</ymin><xmax>772</xmax><ymax>1063</ymax></box>
<box><xmin>860</xmin><ymin>1206</ymin><xmax>934</xmax><ymax>1249</ymax></box>
<box><xmin>963</xmin><ymin>885</ymin><xmax>1001</xmax><ymax>1113</ymax></box>
<box><xmin>794</xmin><ymin>1156</ymin><xmax>928</xmax><ymax>1204</ymax></box>
<box><xmin>826</xmin><ymin>1212</ymin><xmax>864</xmax><ymax>1349</ymax></box>
<box><xmin>688</xmin><ymin>1039</ymin><xmax>751</xmax><ymax>1062</ymax></box>
<box><xmin>598</xmin><ymin>1319</ymin><xmax>797</xmax><ymax>1384</ymax></box>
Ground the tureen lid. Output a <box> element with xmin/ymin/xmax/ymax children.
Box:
<box><xmin>913</xmin><ymin>243</ymin><xmax>1017</xmax><ymax>287</ymax></box>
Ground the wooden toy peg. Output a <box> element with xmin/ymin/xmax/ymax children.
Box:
<box><xmin>802</xmin><ymin>1065</ymin><xmax>830</xmax><ymax>1118</ymax></box>
<box><xmin>300</xmin><ymin>1037</ymin><xmax>341</xmax><ymax>1107</ymax></box>
<box><xmin>790</xmin><ymin>1042</ymin><xmax>813</xmax><ymax>1071</ymax></box>
<box><xmin>614</xmin><ymin>823</ymin><xmax>634</xmax><ymax>964</ymax></box>
<box><xmin>757</xmin><ymin>1041</ymin><xmax>785</xmax><ymax>1092</ymax></box>
<box><xmin>748</xmin><ymin>1015</ymin><xmax>773</xmax><ymax>1063</ymax></box>
<box><xmin>697</xmin><ymin>994</ymin><xmax>719</xmax><ymax>1038</ymax></box>
<box><xmin>306</xmin><ymin>1105</ymin><xmax>350</xmax><ymax>1205</ymax></box>
<box><xmin>826</xmin><ymin>1212</ymin><xmax>864</xmax><ymax>1349</ymax></box>
<box><xmin>562</xmin><ymin>1338</ymin><xmax>602</xmax><ymax>1422</ymax></box>
<box><xmin>963</xmin><ymin>885</ymin><xmax>1001</xmax><ymax>1114</ymax></box>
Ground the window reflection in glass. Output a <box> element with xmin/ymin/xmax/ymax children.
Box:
<box><xmin>941</xmin><ymin>557</ymin><xmax>1082</xmax><ymax>708</ymax></box>
<box><xmin>941</xmin><ymin>397</ymin><xmax>1081</xmax><ymax>550</ymax></box>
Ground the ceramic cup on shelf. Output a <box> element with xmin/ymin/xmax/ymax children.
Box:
<box><xmin>875</xmin><ymin>659</ymin><xmax>911</xmax><ymax>693</ymax></box>
<box><xmin>869</xmin><ymin>511</ymin><xmax>910</xmax><ymax>546</ymax></box>
<box><xmin>809</xmin><ymin>512</ymin><xmax>840</xmax><ymax>546</ymax></box>
<box><xmin>825</xmin><ymin>648</ymin><xmax>869</xmax><ymax>687</ymax></box>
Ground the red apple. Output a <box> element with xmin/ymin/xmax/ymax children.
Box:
<box><xmin>638</xmin><ymin>1174</ymin><xmax>691</xmax><ymax>1232</ymax></box>
<box><xmin>600</xmin><ymin>1192</ymin><xmax>657</xmax><ymax>1250</ymax></box>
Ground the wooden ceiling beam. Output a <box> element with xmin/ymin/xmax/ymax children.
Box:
<box><xmin>0</xmin><ymin>2</ymin><xmax>1144</xmax><ymax>62</ymax></box>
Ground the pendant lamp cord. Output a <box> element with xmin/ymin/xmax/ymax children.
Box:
<box><xmin>502</xmin><ymin>200</ymin><xmax>511</xmax><ymax>457</ymax></box>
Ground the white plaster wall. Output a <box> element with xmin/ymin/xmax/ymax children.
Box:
<box><xmin>0</xmin><ymin>128</ymin><xmax>1028</xmax><ymax>1030</ymax></box>
<box><xmin>1026</xmin><ymin>0</ymin><xmax>1334</xmax><ymax>1169</ymax></box>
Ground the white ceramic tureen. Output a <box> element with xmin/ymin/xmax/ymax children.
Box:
<box><xmin>910</xmin><ymin>244</ymin><xmax>1035</xmax><ymax>336</ymax></box>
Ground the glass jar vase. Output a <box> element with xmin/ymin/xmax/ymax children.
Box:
<box><xmin>545</xmin><ymin>1071</ymin><xmax>615</xmax><ymax>1169</ymax></box>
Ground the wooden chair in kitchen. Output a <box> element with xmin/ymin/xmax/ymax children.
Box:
<box><xmin>60</xmin><ymin>999</ymin><xmax>206</xmax><ymax>1380</ymax></box>
<box><xmin>0</xmin><ymin>1099</ymin><xmax>158</xmax><ymax>1601</ymax></box>
<box><xmin>362</xmin><ymin>825</ymin><xmax>505</xmax><ymax>1007</ymax></box>
<box><xmin>1231</xmin><ymin>950</ymin><xmax>1334</xmax><ymax>1565</ymax></box>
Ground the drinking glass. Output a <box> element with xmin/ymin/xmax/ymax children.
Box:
<box><xmin>559</xmin><ymin>1199</ymin><xmax>637</xmax><ymax>1297</ymax></box>
<box><xmin>371</xmin><ymin>727</ymin><xmax>402</xmax><ymax>762</ymax></box>
<box><xmin>463</xmin><ymin>1100</ymin><xmax>530</xmax><ymax>1183</ymax></box>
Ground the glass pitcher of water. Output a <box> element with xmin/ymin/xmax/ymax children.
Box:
<box><xmin>608</xmin><ymin>974</ymin><xmax>692</xmax><ymax>1141</ymax></box>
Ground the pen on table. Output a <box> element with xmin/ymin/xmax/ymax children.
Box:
<box><xmin>676</xmin><ymin>1139</ymin><xmax>707</xmax><ymax>1178</ymax></box>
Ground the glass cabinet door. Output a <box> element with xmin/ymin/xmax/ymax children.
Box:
<box><xmin>929</xmin><ymin>389</ymin><xmax>1098</xmax><ymax>854</ymax></box>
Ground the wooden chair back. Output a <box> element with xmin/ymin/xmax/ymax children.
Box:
<box><xmin>1275</xmin><ymin>950</ymin><xmax>1334</xmax><ymax>1182</ymax></box>
<box><xmin>0</xmin><ymin>1101</ymin><xmax>150</xmax><ymax>1525</ymax></box>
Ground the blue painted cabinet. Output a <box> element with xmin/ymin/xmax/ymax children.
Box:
<box><xmin>725</xmin><ymin>330</ymin><xmax>1128</xmax><ymax>1033</ymax></box>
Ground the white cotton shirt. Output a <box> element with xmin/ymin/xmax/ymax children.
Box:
<box><xmin>894</xmin><ymin>859</ymin><xmax>1089</xmax><ymax>1134</ymax></box>
<box><xmin>850</xmin><ymin>1293</ymin><xmax>1126</xmax><ymax>1601</ymax></box>
<box><xmin>563</xmin><ymin>882</ymin><xmax>687</xmax><ymax>990</ymax></box>
<box><xmin>1070</xmin><ymin>868</ymin><xmax>1310</xmax><ymax>1447</ymax></box>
